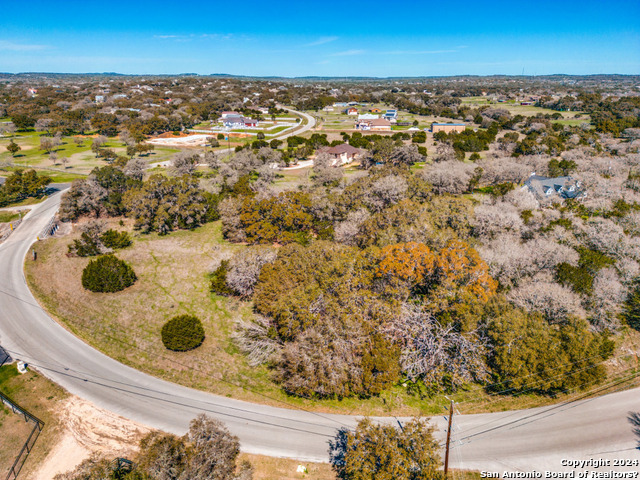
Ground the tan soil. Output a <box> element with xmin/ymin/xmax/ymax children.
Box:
<box><xmin>32</xmin><ymin>397</ymin><xmax>152</xmax><ymax>480</ymax></box>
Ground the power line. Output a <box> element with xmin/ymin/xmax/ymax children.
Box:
<box><xmin>449</xmin><ymin>367</ymin><xmax>639</xmax><ymax>448</ymax></box>
<box><xmin>452</xmin><ymin>364</ymin><xmax>640</xmax><ymax>442</ymax></box>
<box><xmin>0</xmin><ymin>283</ymin><xmax>355</xmax><ymax>432</ymax></box>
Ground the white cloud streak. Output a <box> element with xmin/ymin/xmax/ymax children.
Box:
<box><xmin>0</xmin><ymin>40</ymin><xmax>49</xmax><ymax>51</ymax></box>
<box><xmin>305</xmin><ymin>36</ymin><xmax>338</xmax><ymax>47</ymax></box>
<box><xmin>330</xmin><ymin>49</ymin><xmax>366</xmax><ymax>56</ymax></box>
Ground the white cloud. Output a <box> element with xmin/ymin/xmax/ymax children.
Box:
<box><xmin>305</xmin><ymin>36</ymin><xmax>338</xmax><ymax>47</ymax></box>
<box><xmin>0</xmin><ymin>40</ymin><xmax>49</xmax><ymax>51</ymax></box>
<box><xmin>382</xmin><ymin>49</ymin><xmax>460</xmax><ymax>55</ymax></box>
<box><xmin>154</xmin><ymin>33</ymin><xmax>234</xmax><ymax>41</ymax></box>
<box><xmin>330</xmin><ymin>49</ymin><xmax>365</xmax><ymax>56</ymax></box>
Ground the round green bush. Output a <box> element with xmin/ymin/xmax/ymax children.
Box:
<box><xmin>81</xmin><ymin>254</ymin><xmax>137</xmax><ymax>293</ymax></box>
<box><xmin>161</xmin><ymin>315</ymin><xmax>205</xmax><ymax>352</ymax></box>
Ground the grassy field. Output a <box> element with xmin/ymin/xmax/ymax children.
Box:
<box><xmin>0</xmin><ymin>210</ymin><xmax>21</xmax><ymax>223</ymax></box>
<box><xmin>24</xmin><ymin>217</ymin><xmax>640</xmax><ymax>417</ymax></box>
<box><xmin>0</xmin><ymin>364</ymin><xmax>68</xmax><ymax>479</ymax></box>
<box><xmin>0</xmin><ymin>132</ymin><xmax>181</xmax><ymax>176</ymax></box>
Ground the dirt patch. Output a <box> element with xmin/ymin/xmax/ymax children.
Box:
<box><xmin>33</xmin><ymin>396</ymin><xmax>152</xmax><ymax>480</ymax></box>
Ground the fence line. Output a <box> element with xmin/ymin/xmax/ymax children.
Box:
<box><xmin>1</xmin><ymin>390</ymin><xmax>45</xmax><ymax>480</ymax></box>
<box><xmin>0</xmin><ymin>218</ymin><xmax>22</xmax><ymax>244</ymax></box>
<box><xmin>39</xmin><ymin>216</ymin><xmax>58</xmax><ymax>239</ymax></box>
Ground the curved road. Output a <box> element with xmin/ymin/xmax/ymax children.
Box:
<box><xmin>0</xmin><ymin>193</ymin><xmax>638</xmax><ymax>471</ymax></box>
<box><xmin>149</xmin><ymin>106</ymin><xmax>316</xmax><ymax>166</ymax></box>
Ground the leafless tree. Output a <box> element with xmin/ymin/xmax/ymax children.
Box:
<box><xmin>616</xmin><ymin>257</ymin><xmax>640</xmax><ymax>285</ymax></box>
<box><xmin>124</xmin><ymin>157</ymin><xmax>148</xmax><ymax>181</ymax></box>
<box><xmin>508</xmin><ymin>276</ymin><xmax>586</xmax><ymax>323</ymax></box>
<box><xmin>256</xmin><ymin>146</ymin><xmax>282</xmax><ymax>167</ymax></box>
<box><xmin>219</xmin><ymin>197</ymin><xmax>247</xmax><ymax>243</ymax></box>
<box><xmin>334</xmin><ymin>209</ymin><xmax>370</xmax><ymax>245</ymax></box>
<box><xmin>389</xmin><ymin>144</ymin><xmax>424</xmax><ymax>167</ymax></box>
<box><xmin>170</xmin><ymin>151</ymin><xmax>200</xmax><ymax>176</ymax></box>
<box><xmin>40</xmin><ymin>135</ymin><xmax>61</xmax><ymax>154</ymax></box>
<box><xmin>581</xmin><ymin>217</ymin><xmax>635</xmax><ymax>260</ymax></box>
<box><xmin>35</xmin><ymin>118</ymin><xmax>54</xmax><ymax>135</ymax></box>
<box><xmin>233</xmin><ymin>315</ymin><xmax>282</xmax><ymax>365</ymax></box>
<box><xmin>183</xmin><ymin>414</ymin><xmax>252</xmax><ymax>480</ymax></box>
<box><xmin>204</xmin><ymin>150</ymin><xmax>222</xmax><ymax>170</ymax></box>
<box><xmin>312</xmin><ymin>152</ymin><xmax>343</xmax><ymax>186</ymax></box>
<box><xmin>503</xmin><ymin>187</ymin><xmax>539</xmax><ymax>211</ymax></box>
<box><xmin>118</xmin><ymin>130</ymin><xmax>136</xmax><ymax>146</ymax></box>
<box><xmin>92</xmin><ymin>135</ymin><xmax>107</xmax><ymax>149</ymax></box>
<box><xmin>481</xmin><ymin>229</ymin><xmax>579</xmax><ymax>285</ymax></box>
<box><xmin>251</xmin><ymin>164</ymin><xmax>276</xmax><ymax>194</ymax></box>
<box><xmin>0</xmin><ymin>122</ymin><xmax>16</xmax><ymax>136</ymax></box>
<box><xmin>364</xmin><ymin>175</ymin><xmax>408</xmax><ymax>212</ymax></box>
<box><xmin>49</xmin><ymin>151</ymin><xmax>58</xmax><ymax>165</ymax></box>
<box><xmin>386</xmin><ymin>304</ymin><xmax>488</xmax><ymax>388</ymax></box>
<box><xmin>473</xmin><ymin>202</ymin><xmax>523</xmax><ymax>240</ymax></box>
<box><xmin>622</xmin><ymin>128</ymin><xmax>640</xmax><ymax>142</ymax></box>
<box><xmin>433</xmin><ymin>142</ymin><xmax>456</xmax><ymax>162</ymax></box>
<box><xmin>590</xmin><ymin>268</ymin><xmax>626</xmax><ymax>331</ymax></box>
<box><xmin>422</xmin><ymin>161</ymin><xmax>474</xmax><ymax>194</ymax></box>
<box><xmin>226</xmin><ymin>247</ymin><xmax>277</xmax><ymax>297</ymax></box>
<box><xmin>478</xmin><ymin>155</ymin><xmax>532</xmax><ymax>184</ymax></box>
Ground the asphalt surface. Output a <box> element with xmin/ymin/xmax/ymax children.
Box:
<box><xmin>0</xmin><ymin>192</ymin><xmax>638</xmax><ymax>471</ymax></box>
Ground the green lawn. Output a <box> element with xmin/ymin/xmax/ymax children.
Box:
<box><xmin>0</xmin><ymin>210</ymin><xmax>21</xmax><ymax>223</ymax></box>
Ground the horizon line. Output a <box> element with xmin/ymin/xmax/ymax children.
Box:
<box><xmin>1</xmin><ymin>72</ymin><xmax>639</xmax><ymax>80</ymax></box>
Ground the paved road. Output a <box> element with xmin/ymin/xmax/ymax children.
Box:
<box><xmin>0</xmin><ymin>193</ymin><xmax>638</xmax><ymax>471</ymax></box>
<box><xmin>148</xmin><ymin>107</ymin><xmax>316</xmax><ymax>168</ymax></box>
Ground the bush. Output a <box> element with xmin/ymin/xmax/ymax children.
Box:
<box><xmin>100</xmin><ymin>229</ymin><xmax>132</xmax><ymax>249</ymax></box>
<box><xmin>556</xmin><ymin>262</ymin><xmax>593</xmax><ymax>295</ymax></box>
<box><xmin>210</xmin><ymin>260</ymin><xmax>235</xmax><ymax>295</ymax></box>
<box><xmin>68</xmin><ymin>232</ymin><xmax>102</xmax><ymax>257</ymax></box>
<box><xmin>330</xmin><ymin>418</ymin><xmax>443</xmax><ymax>480</ymax></box>
<box><xmin>81</xmin><ymin>255</ymin><xmax>137</xmax><ymax>292</ymax></box>
<box><xmin>161</xmin><ymin>315</ymin><xmax>205</xmax><ymax>351</ymax></box>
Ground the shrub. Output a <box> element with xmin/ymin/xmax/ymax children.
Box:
<box><xmin>210</xmin><ymin>260</ymin><xmax>235</xmax><ymax>296</ymax></box>
<box><xmin>81</xmin><ymin>255</ymin><xmax>137</xmax><ymax>292</ymax></box>
<box><xmin>100</xmin><ymin>229</ymin><xmax>132</xmax><ymax>249</ymax></box>
<box><xmin>556</xmin><ymin>262</ymin><xmax>594</xmax><ymax>295</ymax></box>
<box><xmin>330</xmin><ymin>418</ymin><xmax>443</xmax><ymax>480</ymax></box>
<box><xmin>161</xmin><ymin>315</ymin><xmax>205</xmax><ymax>351</ymax></box>
<box><xmin>68</xmin><ymin>232</ymin><xmax>102</xmax><ymax>257</ymax></box>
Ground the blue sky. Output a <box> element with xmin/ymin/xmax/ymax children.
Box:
<box><xmin>1</xmin><ymin>0</ymin><xmax>638</xmax><ymax>76</ymax></box>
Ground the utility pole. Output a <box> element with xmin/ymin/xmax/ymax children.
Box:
<box><xmin>444</xmin><ymin>399</ymin><xmax>454</xmax><ymax>477</ymax></box>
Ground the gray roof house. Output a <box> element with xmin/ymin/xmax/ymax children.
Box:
<box><xmin>523</xmin><ymin>174</ymin><xmax>585</xmax><ymax>204</ymax></box>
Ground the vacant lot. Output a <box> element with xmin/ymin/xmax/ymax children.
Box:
<box><xmin>0</xmin><ymin>364</ymin><xmax>68</xmax><ymax>480</ymax></box>
<box><xmin>25</xmin><ymin>217</ymin><xmax>640</xmax><ymax>417</ymax></box>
